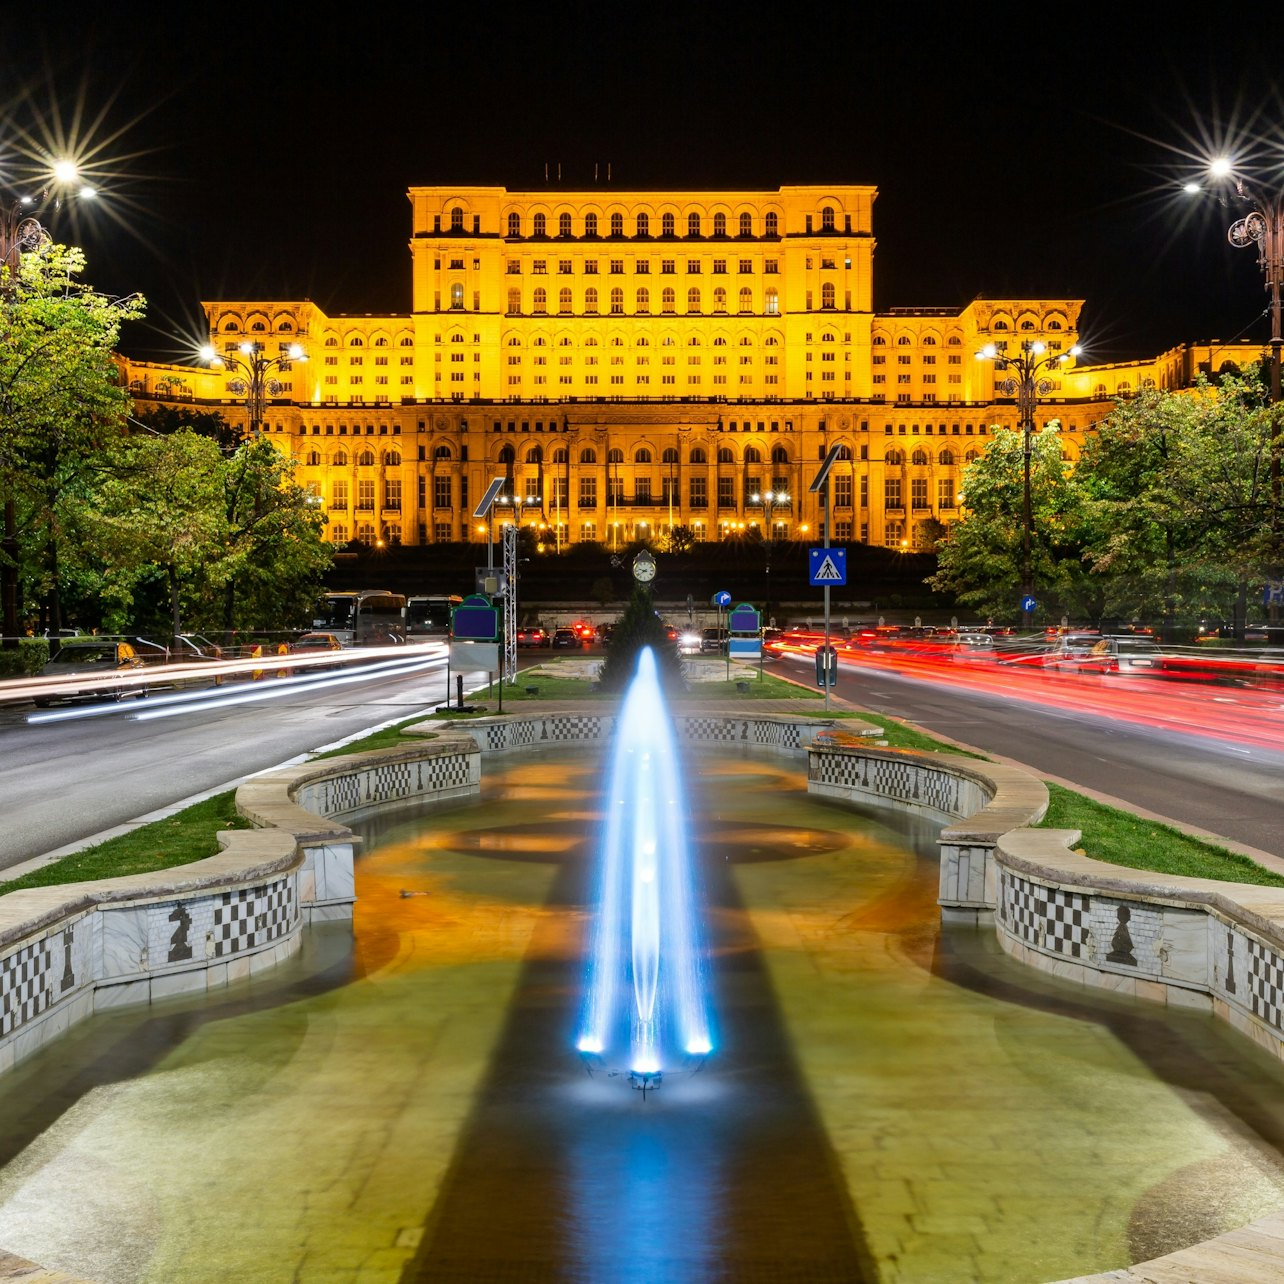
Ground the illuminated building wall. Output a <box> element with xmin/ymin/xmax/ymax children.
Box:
<box><xmin>116</xmin><ymin>185</ymin><xmax>1266</xmax><ymax>552</ymax></box>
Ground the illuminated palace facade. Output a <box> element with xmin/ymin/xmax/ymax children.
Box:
<box><xmin>121</xmin><ymin>184</ymin><xmax>1262</xmax><ymax>550</ymax></box>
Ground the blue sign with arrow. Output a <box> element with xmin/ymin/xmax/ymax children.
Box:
<box><xmin>711</xmin><ymin>590</ymin><xmax>732</xmax><ymax>608</ymax></box>
<box><xmin>808</xmin><ymin>547</ymin><xmax>847</xmax><ymax>587</ymax></box>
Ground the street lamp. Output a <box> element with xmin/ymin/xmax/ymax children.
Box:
<box><xmin>199</xmin><ymin>340</ymin><xmax>307</xmax><ymax>437</ymax></box>
<box><xmin>750</xmin><ymin>489</ymin><xmax>789</xmax><ymax>625</ymax></box>
<box><xmin>1</xmin><ymin>160</ymin><xmax>96</xmax><ymax>648</ymax></box>
<box><xmin>975</xmin><ymin>339</ymin><xmax>1081</xmax><ymax>629</ymax></box>
<box><xmin>1191</xmin><ymin>156</ymin><xmax>1284</xmax><ymax>617</ymax></box>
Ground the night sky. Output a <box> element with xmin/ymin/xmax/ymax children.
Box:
<box><xmin>4</xmin><ymin>8</ymin><xmax>1281</xmax><ymax>367</ymax></box>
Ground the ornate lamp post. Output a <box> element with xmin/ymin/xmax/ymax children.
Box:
<box><xmin>1</xmin><ymin>161</ymin><xmax>96</xmax><ymax>646</ymax></box>
<box><xmin>199</xmin><ymin>340</ymin><xmax>307</xmax><ymax>437</ymax></box>
<box><xmin>975</xmin><ymin>339</ymin><xmax>1081</xmax><ymax>629</ymax></box>
<box><xmin>1190</xmin><ymin>157</ymin><xmax>1284</xmax><ymax>618</ymax></box>
<box><xmin>750</xmin><ymin>488</ymin><xmax>789</xmax><ymax>625</ymax></box>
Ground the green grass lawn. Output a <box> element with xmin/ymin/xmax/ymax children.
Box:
<box><xmin>1040</xmin><ymin>782</ymin><xmax>1284</xmax><ymax>888</ymax></box>
<box><xmin>0</xmin><ymin>792</ymin><xmax>252</xmax><ymax>897</ymax></box>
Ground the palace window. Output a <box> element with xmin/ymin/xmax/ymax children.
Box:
<box><xmin>739</xmin><ymin>212</ymin><xmax>752</xmax><ymax>236</ymax></box>
<box><xmin>585</xmin><ymin>213</ymin><xmax>598</xmax><ymax>237</ymax></box>
<box><xmin>688</xmin><ymin>212</ymin><xmax>701</xmax><ymax>236</ymax></box>
<box><xmin>507</xmin><ymin>212</ymin><xmax>520</xmax><ymax>237</ymax></box>
<box><xmin>662</xmin><ymin>213</ymin><xmax>675</xmax><ymax>236</ymax></box>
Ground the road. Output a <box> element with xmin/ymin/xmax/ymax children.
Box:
<box><xmin>780</xmin><ymin>650</ymin><xmax>1284</xmax><ymax>859</ymax></box>
<box><xmin>0</xmin><ymin>649</ymin><xmax>461</xmax><ymax>869</ymax></box>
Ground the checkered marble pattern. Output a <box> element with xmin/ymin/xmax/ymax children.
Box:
<box><xmin>0</xmin><ymin>939</ymin><xmax>51</xmax><ymax>1037</ymax></box>
<box><xmin>1088</xmin><ymin>898</ymin><xmax>1162</xmax><ymax>970</ymax></box>
<box><xmin>1247</xmin><ymin>937</ymin><xmax>1284</xmax><ymax>1031</ymax></box>
<box><xmin>212</xmin><ymin>877</ymin><xmax>296</xmax><ymax>958</ymax></box>
<box><xmin>541</xmin><ymin>714</ymin><xmax>610</xmax><ymax>743</ymax></box>
<box><xmin>322</xmin><ymin>773</ymin><xmax>362</xmax><ymax>814</ymax></box>
<box><xmin>678</xmin><ymin>716</ymin><xmax>744</xmax><ymax>743</ymax></box>
<box><xmin>1045</xmin><ymin>887</ymin><xmax>1090</xmax><ymax>958</ymax></box>
<box><xmin>1000</xmin><ymin>871</ymin><xmax>1046</xmax><ymax>947</ymax></box>
<box><xmin>747</xmin><ymin>721</ymin><xmax>803</xmax><ymax>750</ymax></box>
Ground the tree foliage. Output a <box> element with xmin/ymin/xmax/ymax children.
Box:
<box><xmin>594</xmin><ymin>583</ymin><xmax>685</xmax><ymax>694</ymax></box>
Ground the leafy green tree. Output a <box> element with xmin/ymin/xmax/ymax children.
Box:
<box><xmin>0</xmin><ymin>243</ymin><xmax>143</xmax><ymax>637</ymax></box>
<box><xmin>928</xmin><ymin>424</ymin><xmax>1094</xmax><ymax>622</ymax></box>
<box><xmin>594</xmin><ymin>583</ymin><xmax>684</xmax><ymax>694</ymax></box>
<box><xmin>85</xmin><ymin>429</ymin><xmax>227</xmax><ymax>637</ymax></box>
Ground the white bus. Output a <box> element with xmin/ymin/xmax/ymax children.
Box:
<box><xmin>406</xmin><ymin>594</ymin><xmax>462</xmax><ymax>639</ymax></box>
<box><xmin>313</xmin><ymin>590</ymin><xmax>407</xmax><ymax>646</ymax></box>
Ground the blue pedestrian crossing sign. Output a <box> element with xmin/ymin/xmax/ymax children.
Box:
<box><xmin>808</xmin><ymin>547</ymin><xmax>847</xmax><ymax>587</ymax></box>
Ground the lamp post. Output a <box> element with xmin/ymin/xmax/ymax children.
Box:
<box><xmin>1191</xmin><ymin>157</ymin><xmax>1284</xmax><ymax>618</ymax></box>
<box><xmin>199</xmin><ymin>340</ymin><xmax>307</xmax><ymax>437</ymax></box>
<box><xmin>1</xmin><ymin>161</ymin><xmax>96</xmax><ymax>648</ymax></box>
<box><xmin>750</xmin><ymin>489</ymin><xmax>789</xmax><ymax>626</ymax></box>
<box><xmin>975</xmin><ymin>339</ymin><xmax>1081</xmax><ymax>629</ymax></box>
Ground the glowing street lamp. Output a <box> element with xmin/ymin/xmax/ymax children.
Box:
<box><xmin>1</xmin><ymin>159</ymin><xmax>97</xmax><ymax>648</ymax></box>
<box><xmin>975</xmin><ymin>339</ymin><xmax>1081</xmax><ymax>628</ymax></box>
<box><xmin>199</xmin><ymin>340</ymin><xmax>307</xmax><ymax>437</ymax></box>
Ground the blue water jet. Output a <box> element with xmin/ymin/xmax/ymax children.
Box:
<box><xmin>577</xmin><ymin>647</ymin><xmax>712</xmax><ymax>1089</ymax></box>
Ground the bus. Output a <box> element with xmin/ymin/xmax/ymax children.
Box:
<box><xmin>313</xmin><ymin>590</ymin><xmax>407</xmax><ymax>646</ymax></box>
<box><xmin>406</xmin><ymin>594</ymin><xmax>462</xmax><ymax>639</ymax></box>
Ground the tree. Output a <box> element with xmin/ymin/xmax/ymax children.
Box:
<box><xmin>594</xmin><ymin>583</ymin><xmax>685</xmax><ymax>694</ymax></box>
<box><xmin>0</xmin><ymin>243</ymin><xmax>143</xmax><ymax>637</ymax></box>
<box><xmin>85</xmin><ymin>430</ymin><xmax>226</xmax><ymax>637</ymax></box>
<box><xmin>928</xmin><ymin>424</ymin><xmax>1093</xmax><ymax>622</ymax></box>
<box><xmin>1076</xmin><ymin>375</ymin><xmax>1278</xmax><ymax>634</ymax></box>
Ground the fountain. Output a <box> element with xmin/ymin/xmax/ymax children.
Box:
<box><xmin>577</xmin><ymin>647</ymin><xmax>712</xmax><ymax>1091</ymax></box>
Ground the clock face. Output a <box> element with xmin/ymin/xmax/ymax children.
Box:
<box><xmin>633</xmin><ymin>552</ymin><xmax>656</xmax><ymax>582</ymax></box>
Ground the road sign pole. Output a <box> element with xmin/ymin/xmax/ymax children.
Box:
<box><xmin>823</xmin><ymin>476</ymin><xmax>831</xmax><ymax>713</ymax></box>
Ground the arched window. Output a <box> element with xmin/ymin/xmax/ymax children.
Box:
<box><xmin>738</xmin><ymin>287</ymin><xmax>752</xmax><ymax>312</ymax></box>
<box><xmin>498</xmin><ymin>444</ymin><xmax>515</xmax><ymax>465</ymax></box>
<box><xmin>608</xmin><ymin>448</ymin><xmax>624</xmax><ymax>464</ymax></box>
<box><xmin>764</xmin><ymin>288</ymin><xmax>778</xmax><ymax>315</ymax></box>
<box><xmin>662</xmin><ymin>447</ymin><xmax>679</xmax><ymax>463</ymax></box>
<box><xmin>764</xmin><ymin>211</ymin><xmax>778</xmax><ymax>235</ymax></box>
<box><xmin>434</xmin><ymin>445</ymin><xmax>452</xmax><ymax>461</ymax></box>
<box><xmin>993</xmin><ymin>319</ymin><xmax>1009</xmax><ymax>330</ymax></box>
<box><xmin>922</xmin><ymin>335</ymin><xmax>937</xmax><ymax>346</ymax></box>
<box><xmin>771</xmin><ymin>446</ymin><xmax>789</xmax><ymax>464</ymax></box>
<box><xmin>713</xmin><ymin>287</ymin><xmax>727</xmax><ymax>311</ymax></box>
<box><xmin>386</xmin><ymin>450</ymin><xmax>402</xmax><ymax>467</ymax></box>
<box><xmin>687</xmin><ymin>212</ymin><xmax>701</xmax><ymax>237</ymax></box>
<box><xmin>450</xmin><ymin>283</ymin><xmax>464</xmax><ymax>309</ymax></box>
<box><xmin>552</xmin><ymin>447</ymin><xmax>568</xmax><ymax>464</ymax></box>
<box><xmin>334</xmin><ymin>451</ymin><xmax>349</xmax><ymax>467</ymax></box>
<box><xmin>358</xmin><ymin>448</ymin><xmax>376</xmax><ymax>467</ymax></box>
<box><xmin>533</xmin><ymin>213</ymin><xmax>546</xmax><ymax>237</ymax></box>
<box><xmin>713</xmin><ymin>212</ymin><xmax>727</xmax><ymax>236</ymax></box>
<box><xmin>821</xmin><ymin>282</ymin><xmax>835</xmax><ymax>309</ymax></box>
<box><xmin>610</xmin><ymin>288</ymin><xmax>624</xmax><ymax>314</ymax></box>
<box><xmin>450</xmin><ymin>207</ymin><xmax>464</xmax><ymax>230</ymax></box>
<box><xmin>939</xmin><ymin>449</ymin><xmax>954</xmax><ymax>465</ymax></box>
<box><xmin>373</xmin><ymin>337</ymin><xmax>388</xmax><ymax>347</ymax></box>
<box><xmin>584</xmin><ymin>288</ymin><xmax>598</xmax><ymax>313</ymax></box>
<box><xmin>744</xmin><ymin>446</ymin><xmax>761</xmax><ymax>464</ymax></box>
<box><xmin>251</xmin><ymin>320</ymin><xmax>266</xmax><ymax>332</ymax></box>
<box><xmin>306</xmin><ymin>449</ymin><xmax>321</xmax><ymax>466</ymax></box>
<box><xmin>911</xmin><ymin>448</ymin><xmax>928</xmax><ymax>466</ymax></box>
<box><xmin>580</xmin><ymin>448</ymin><xmax>597</xmax><ymax>464</ymax></box>
<box><xmin>965</xmin><ymin>449</ymin><xmax>980</xmax><ymax>463</ymax></box>
<box><xmin>635</xmin><ymin>447</ymin><xmax>652</xmax><ymax>463</ymax></box>
<box><xmin>661</xmin><ymin>212</ymin><xmax>675</xmax><ymax>236</ymax></box>
<box><xmin>610</xmin><ymin>212</ymin><xmax>624</xmax><ymax>236</ymax></box>
<box><xmin>533</xmin><ymin>288</ymin><xmax>547</xmax><ymax>313</ymax></box>
<box><xmin>637</xmin><ymin>287</ymin><xmax>650</xmax><ymax>312</ymax></box>
<box><xmin>662</xmin><ymin>287</ymin><xmax>676</xmax><ymax>313</ymax></box>
<box><xmin>1020</xmin><ymin>319</ymin><xmax>1035</xmax><ymax>330</ymax></box>
<box><xmin>636</xmin><ymin>212</ymin><xmax>649</xmax><ymax>236</ymax></box>
<box><xmin>1048</xmin><ymin>318</ymin><xmax>1063</xmax><ymax>330</ymax></box>
<box><xmin>718</xmin><ymin>447</ymin><xmax>735</xmax><ymax>463</ymax></box>
<box><xmin>507</xmin><ymin>288</ymin><xmax>521</xmax><ymax>314</ymax></box>
<box><xmin>525</xmin><ymin>446</ymin><xmax>543</xmax><ymax>464</ymax></box>
<box><xmin>507</xmin><ymin>212</ymin><xmax>521</xmax><ymax>237</ymax></box>
<box><xmin>279</xmin><ymin>321</ymin><xmax>293</xmax><ymax>332</ymax></box>
<box><xmin>687</xmin><ymin>287</ymin><xmax>701</xmax><ymax>312</ymax></box>
<box><xmin>559</xmin><ymin>212</ymin><xmax>572</xmax><ymax>237</ymax></box>
<box><xmin>223</xmin><ymin>320</ymin><xmax>241</xmax><ymax>332</ymax></box>
<box><xmin>872</xmin><ymin>335</ymin><xmax>886</xmax><ymax>345</ymax></box>
<box><xmin>1094</xmin><ymin>383</ymin><xmax>1108</xmax><ymax>397</ymax></box>
<box><xmin>821</xmin><ymin>206</ymin><xmax>835</xmax><ymax>230</ymax></box>
<box><xmin>690</xmin><ymin>447</ymin><xmax>707</xmax><ymax>464</ymax></box>
<box><xmin>947</xmin><ymin>336</ymin><xmax>961</xmax><ymax>346</ymax></box>
<box><xmin>585</xmin><ymin>212</ymin><xmax>598</xmax><ymax>237</ymax></box>
<box><xmin>349</xmin><ymin>336</ymin><xmax>364</xmax><ymax>347</ymax></box>
<box><xmin>897</xmin><ymin>335</ymin><xmax>911</xmax><ymax>346</ymax></box>
<box><xmin>739</xmin><ymin>212</ymin><xmax>752</xmax><ymax>236</ymax></box>
<box><xmin>885</xmin><ymin>449</ymin><xmax>903</xmax><ymax>466</ymax></box>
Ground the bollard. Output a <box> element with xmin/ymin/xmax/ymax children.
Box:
<box><xmin>456</xmin><ymin>673</ymin><xmax>464</xmax><ymax>709</ymax></box>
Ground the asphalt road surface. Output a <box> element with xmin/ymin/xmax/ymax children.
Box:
<box><xmin>786</xmin><ymin>653</ymin><xmax>1284</xmax><ymax>860</ymax></box>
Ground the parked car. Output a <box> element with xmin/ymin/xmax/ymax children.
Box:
<box><xmin>571</xmin><ymin>621</ymin><xmax>596</xmax><ymax>643</ymax></box>
<box><xmin>596</xmin><ymin>622</ymin><xmax>617</xmax><ymax>646</ymax></box>
<box><xmin>33</xmin><ymin>639</ymin><xmax>149</xmax><ymax>707</ymax></box>
<box><xmin>551</xmin><ymin>627</ymin><xmax>582</xmax><ymax>649</ymax></box>
<box><xmin>516</xmin><ymin>625</ymin><xmax>549</xmax><ymax>648</ymax></box>
<box><xmin>678</xmin><ymin>629</ymin><xmax>702</xmax><ymax>655</ymax></box>
<box><xmin>290</xmin><ymin>631</ymin><xmax>344</xmax><ymax>654</ymax></box>
<box><xmin>699</xmin><ymin>627</ymin><xmax>728</xmax><ymax>653</ymax></box>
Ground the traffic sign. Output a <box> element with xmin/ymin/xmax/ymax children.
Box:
<box><xmin>1020</xmin><ymin>595</ymin><xmax>1037</xmax><ymax>614</ymax></box>
<box><xmin>451</xmin><ymin>593</ymin><xmax>499</xmax><ymax>641</ymax></box>
<box><xmin>815</xmin><ymin>645</ymin><xmax>838</xmax><ymax>688</ymax></box>
<box><xmin>808</xmin><ymin>547</ymin><xmax>847</xmax><ymax>586</ymax></box>
<box><xmin>729</xmin><ymin>603</ymin><xmax>760</xmax><ymax>632</ymax></box>
<box><xmin>712</xmin><ymin>590</ymin><xmax>732</xmax><ymax>608</ymax></box>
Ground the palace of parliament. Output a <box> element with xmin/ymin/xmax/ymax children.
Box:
<box><xmin>120</xmin><ymin>183</ymin><xmax>1258</xmax><ymax>551</ymax></box>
